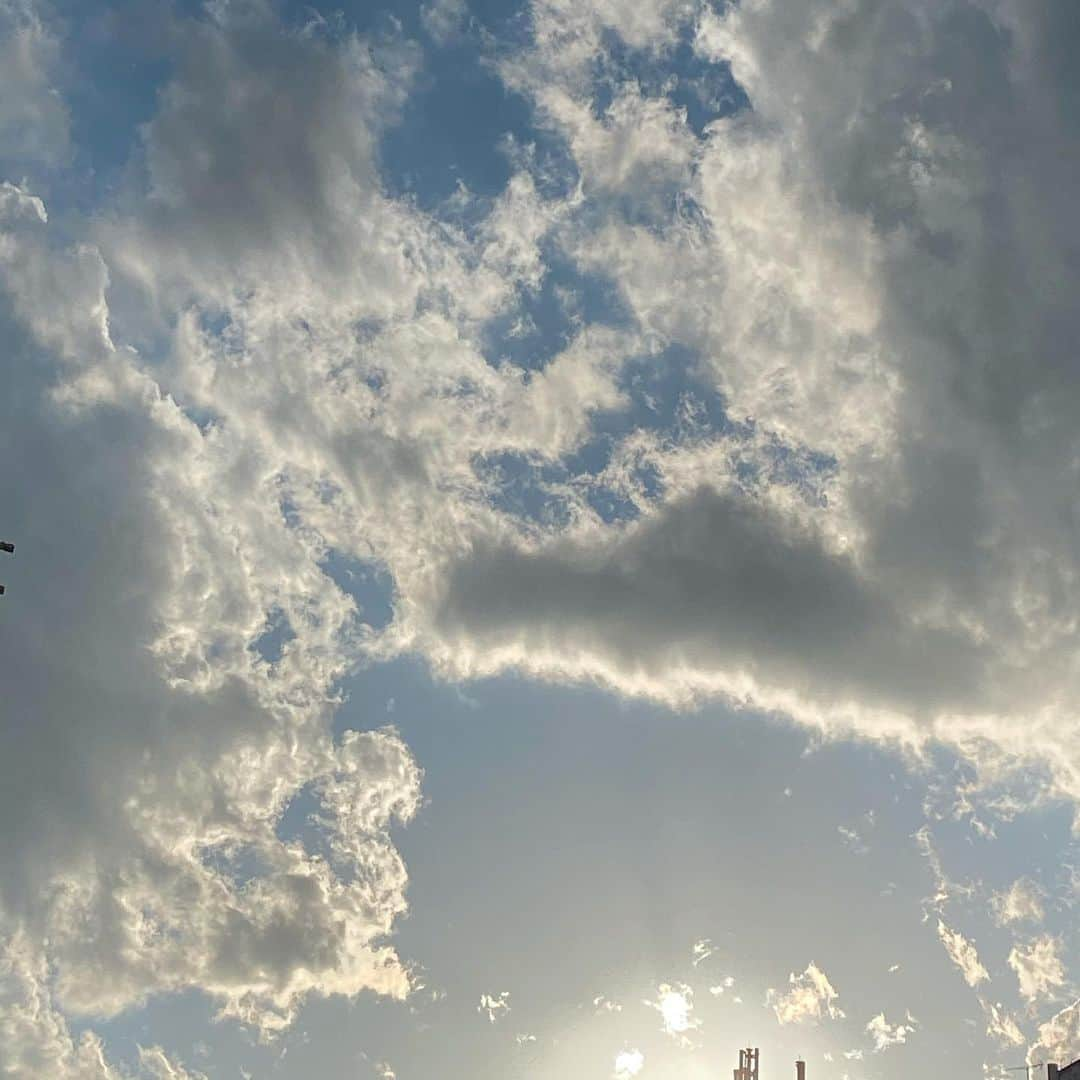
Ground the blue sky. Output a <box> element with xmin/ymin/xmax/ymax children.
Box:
<box><xmin>1</xmin><ymin>1</ymin><xmax>1080</xmax><ymax>1078</ymax></box>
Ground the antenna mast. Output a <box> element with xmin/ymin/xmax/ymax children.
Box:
<box><xmin>734</xmin><ymin>1048</ymin><xmax>760</xmax><ymax>1080</ymax></box>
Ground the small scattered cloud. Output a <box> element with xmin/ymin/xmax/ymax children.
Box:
<box><xmin>645</xmin><ymin>983</ymin><xmax>699</xmax><ymax>1045</ymax></box>
<box><xmin>866</xmin><ymin>1011</ymin><xmax>918</xmax><ymax>1052</ymax></box>
<box><xmin>692</xmin><ymin>938</ymin><xmax>715</xmax><ymax>967</ymax></box>
<box><xmin>420</xmin><ymin>0</ymin><xmax>468</xmax><ymax>44</ymax></box>
<box><xmin>767</xmin><ymin>963</ymin><xmax>844</xmax><ymax>1025</ymax></box>
<box><xmin>838</xmin><ymin>825</ymin><xmax>869</xmax><ymax>856</ymax></box>
<box><xmin>1009</xmin><ymin>936</ymin><xmax>1065</xmax><ymax>1003</ymax></box>
<box><xmin>614</xmin><ymin>1048</ymin><xmax>645</xmax><ymax>1079</ymax></box>
<box><xmin>984</xmin><ymin>1000</ymin><xmax>1025</xmax><ymax>1047</ymax></box>
<box><xmin>478</xmin><ymin>991</ymin><xmax>511</xmax><ymax>1024</ymax></box>
<box><xmin>937</xmin><ymin>921</ymin><xmax>989</xmax><ymax>988</ymax></box>
<box><xmin>993</xmin><ymin>880</ymin><xmax>1045</xmax><ymax>927</ymax></box>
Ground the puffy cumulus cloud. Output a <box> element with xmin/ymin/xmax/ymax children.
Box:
<box><xmin>645</xmin><ymin>983</ymin><xmax>699</xmax><ymax>1045</ymax></box>
<box><xmin>614</xmin><ymin>1048</ymin><xmax>645</xmax><ymax>1079</ymax></box>
<box><xmin>58</xmin><ymin>0</ymin><xmax>1080</xmax><ymax>889</ymax></box>
<box><xmin>0</xmin><ymin>46</ymin><xmax>423</xmax><ymax>1080</ymax></box>
<box><xmin>0</xmin><ymin>933</ymin><xmax>204</xmax><ymax>1080</ymax></box>
<box><xmin>1028</xmin><ymin>999</ymin><xmax>1080</xmax><ymax>1068</ymax></box>
<box><xmin>992</xmin><ymin>879</ymin><xmax>1046</xmax><ymax>927</ymax></box>
<box><xmin>8</xmin><ymin>0</ymin><xmax>1080</xmax><ymax>1065</ymax></box>
<box><xmin>402</xmin><ymin>0</ymin><xmax>1080</xmax><ymax>814</ymax></box>
<box><xmin>0</xmin><ymin>0</ymin><xmax>69</xmax><ymax>169</ymax></box>
<box><xmin>767</xmin><ymin>963</ymin><xmax>844</xmax><ymax>1026</ymax></box>
<box><xmin>866</xmin><ymin>1011</ymin><xmax>917</xmax><ymax>1053</ymax></box>
<box><xmin>1009</xmin><ymin>936</ymin><xmax>1066</xmax><ymax>1003</ymax></box>
<box><xmin>104</xmin><ymin>0</ymin><xmax>423</xmax><ymax>314</ymax></box>
<box><xmin>4</xmin><ymin>0</ymin><xmax>652</xmax><ymax>1051</ymax></box>
<box><xmin>501</xmin><ymin>0</ymin><xmax>696</xmax><ymax>100</ymax></box>
<box><xmin>937</xmin><ymin>922</ymin><xmax>989</xmax><ymax>989</ymax></box>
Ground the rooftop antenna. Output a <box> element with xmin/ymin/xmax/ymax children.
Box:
<box><xmin>0</xmin><ymin>540</ymin><xmax>12</xmax><ymax>595</ymax></box>
<box><xmin>1003</xmin><ymin>1065</ymin><xmax>1044</xmax><ymax>1080</ymax></box>
<box><xmin>734</xmin><ymin>1048</ymin><xmax>759</xmax><ymax>1080</ymax></box>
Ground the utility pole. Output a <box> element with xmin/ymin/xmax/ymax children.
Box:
<box><xmin>0</xmin><ymin>540</ymin><xmax>12</xmax><ymax>595</ymax></box>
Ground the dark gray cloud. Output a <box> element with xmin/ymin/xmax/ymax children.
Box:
<box><xmin>433</xmin><ymin>486</ymin><xmax>985</xmax><ymax>719</ymax></box>
<box><xmin>107</xmin><ymin>0</ymin><xmax>422</xmax><ymax>312</ymax></box>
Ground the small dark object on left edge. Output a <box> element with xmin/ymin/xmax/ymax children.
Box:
<box><xmin>1</xmin><ymin>539</ymin><xmax>13</xmax><ymax>595</ymax></box>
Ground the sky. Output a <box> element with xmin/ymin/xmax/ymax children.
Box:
<box><xmin>1</xmin><ymin>0</ymin><xmax>1080</xmax><ymax>1077</ymax></box>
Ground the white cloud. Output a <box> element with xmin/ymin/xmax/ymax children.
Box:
<box><xmin>866</xmin><ymin>1011</ymin><xmax>917</xmax><ymax>1053</ymax></box>
<box><xmin>136</xmin><ymin>1048</ymin><xmax>208</xmax><ymax>1080</ymax></box>
<box><xmin>1028</xmin><ymin>999</ymin><xmax>1080</xmax><ymax>1068</ymax></box>
<box><xmin>767</xmin><ymin>963</ymin><xmax>844</xmax><ymax>1025</ymax></box>
<box><xmin>614</xmin><ymin>1048</ymin><xmax>645</xmax><ymax>1079</ymax></box>
<box><xmin>478</xmin><ymin>991</ymin><xmax>511</xmax><ymax>1024</ymax></box>
<box><xmin>0</xmin><ymin>931</ymin><xmax>205</xmax><ymax>1079</ymax></box>
<box><xmin>1009</xmin><ymin>936</ymin><xmax>1066</xmax><ymax>1003</ymax></box>
<box><xmin>0</xmin><ymin>18</ymin><xmax>427</xmax><ymax>1057</ymax></box>
<box><xmin>400</xmin><ymin>0</ymin><xmax>1080</xmax><ymax>822</ymax></box>
<box><xmin>993</xmin><ymin>880</ymin><xmax>1045</xmax><ymax>927</ymax></box>
<box><xmin>838</xmin><ymin>825</ymin><xmax>869</xmax><ymax>856</ymax></box>
<box><xmin>937</xmin><ymin>921</ymin><xmax>989</xmax><ymax>989</ymax></box>
<box><xmin>645</xmin><ymin>983</ymin><xmax>699</xmax><ymax>1045</ymax></box>
<box><xmin>6</xmin><ymin>0</ymin><xmax>1080</xmax><ymax>1068</ymax></box>
<box><xmin>691</xmin><ymin>938</ymin><xmax>714</xmax><ymax>966</ymax></box>
<box><xmin>594</xmin><ymin>994</ymin><xmax>623</xmax><ymax>1013</ymax></box>
<box><xmin>420</xmin><ymin>0</ymin><xmax>468</xmax><ymax>43</ymax></box>
<box><xmin>984</xmin><ymin>1000</ymin><xmax>1025</xmax><ymax>1048</ymax></box>
<box><xmin>0</xmin><ymin>0</ymin><xmax>69</xmax><ymax>168</ymax></box>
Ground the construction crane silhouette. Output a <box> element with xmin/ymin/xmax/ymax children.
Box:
<box><xmin>1</xmin><ymin>540</ymin><xmax>13</xmax><ymax>595</ymax></box>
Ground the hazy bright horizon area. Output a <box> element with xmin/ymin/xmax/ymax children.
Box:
<box><xmin>1</xmin><ymin>1</ymin><xmax>1079</xmax><ymax>1077</ymax></box>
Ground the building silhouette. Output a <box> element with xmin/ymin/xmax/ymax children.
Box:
<box><xmin>732</xmin><ymin>1049</ymin><xmax>807</xmax><ymax>1080</ymax></box>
